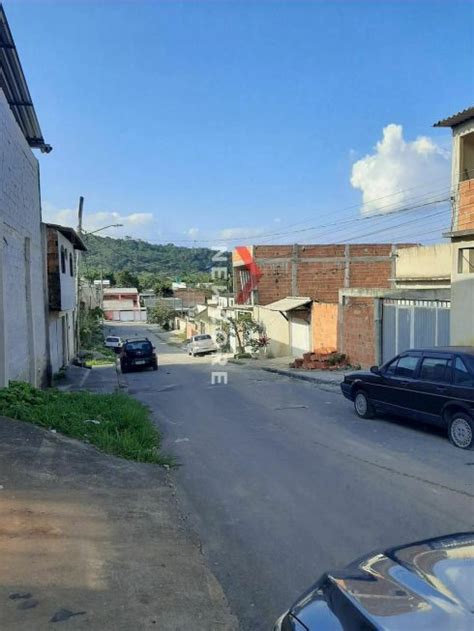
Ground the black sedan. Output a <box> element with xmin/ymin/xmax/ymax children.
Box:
<box><xmin>341</xmin><ymin>347</ymin><xmax>474</xmax><ymax>449</ymax></box>
<box><xmin>274</xmin><ymin>532</ymin><xmax>474</xmax><ymax>630</ymax></box>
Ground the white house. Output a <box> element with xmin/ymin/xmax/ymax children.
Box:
<box><xmin>45</xmin><ymin>224</ymin><xmax>87</xmax><ymax>373</ymax></box>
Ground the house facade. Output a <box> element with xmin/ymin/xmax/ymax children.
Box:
<box><xmin>103</xmin><ymin>287</ymin><xmax>147</xmax><ymax>322</ymax></box>
<box><xmin>0</xmin><ymin>6</ymin><xmax>52</xmax><ymax>387</ymax></box>
<box><xmin>435</xmin><ymin>107</ymin><xmax>474</xmax><ymax>345</ymax></box>
<box><xmin>45</xmin><ymin>224</ymin><xmax>87</xmax><ymax>374</ymax></box>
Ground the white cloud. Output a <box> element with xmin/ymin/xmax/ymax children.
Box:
<box><xmin>350</xmin><ymin>124</ymin><xmax>450</xmax><ymax>214</ymax></box>
<box><xmin>41</xmin><ymin>202</ymin><xmax>154</xmax><ymax>238</ymax></box>
<box><xmin>186</xmin><ymin>227</ymin><xmax>200</xmax><ymax>238</ymax></box>
<box><xmin>217</xmin><ymin>226</ymin><xmax>266</xmax><ymax>240</ymax></box>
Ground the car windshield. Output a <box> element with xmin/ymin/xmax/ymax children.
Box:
<box><xmin>125</xmin><ymin>341</ymin><xmax>152</xmax><ymax>351</ymax></box>
<box><xmin>195</xmin><ymin>335</ymin><xmax>212</xmax><ymax>341</ymax></box>
<box><xmin>106</xmin><ymin>337</ymin><xmax>119</xmax><ymax>342</ymax></box>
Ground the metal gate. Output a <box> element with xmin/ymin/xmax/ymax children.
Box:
<box><xmin>382</xmin><ymin>299</ymin><xmax>450</xmax><ymax>362</ymax></box>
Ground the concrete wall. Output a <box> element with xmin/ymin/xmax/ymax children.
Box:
<box><xmin>253</xmin><ymin>305</ymin><xmax>290</xmax><ymax>358</ymax></box>
<box><xmin>450</xmin><ymin>239</ymin><xmax>474</xmax><ymax>345</ymax></box>
<box><xmin>49</xmin><ymin>312</ymin><xmax>75</xmax><ymax>374</ymax></box>
<box><xmin>312</xmin><ymin>302</ymin><xmax>338</xmax><ymax>352</ymax></box>
<box><xmin>234</xmin><ymin>243</ymin><xmax>412</xmax><ymax>306</ymax></box>
<box><xmin>395</xmin><ymin>243</ymin><xmax>452</xmax><ymax>287</ymax></box>
<box><xmin>0</xmin><ymin>88</ymin><xmax>48</xmax><ymax>386</ymax></box>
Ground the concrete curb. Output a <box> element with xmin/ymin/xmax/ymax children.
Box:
<box><xmin>261</xmin><ymin>366</ymin><xmax>342</xmax><ymax>389</ymax></box>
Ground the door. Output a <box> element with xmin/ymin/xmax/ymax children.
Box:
<box><xmin>410</xmin><ymin>354</ymin><xmax>453</xmax><ymax>424</ymax></box>
<box><xmin>375</xmin><ymin>352</ymin><xmax>422</xmax><ymax>418</ymax></box>
<box><xmin>290</xmin><ymin>316</ymin><xmax>311</xmax><ymax>357</ymax></box>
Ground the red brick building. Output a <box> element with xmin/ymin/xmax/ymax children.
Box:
<box><xmin>232</xmin><ymin>243</ymin><xmax>415</xmax><ymax>366</ymax></box>
<box><xmin>233</xmin><ymin>243</ymin><xmax>411</xmax><ymax>306</ymax></box>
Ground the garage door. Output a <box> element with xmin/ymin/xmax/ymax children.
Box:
<box><xmin>290</xmin><ymin>317</ymin><xmax>311</xmax><ymax>357</ymax></box>
<box><xmin>120</xmin><ymin>311</ymin><xmax>135</xmax><ymax>322</ymax></box>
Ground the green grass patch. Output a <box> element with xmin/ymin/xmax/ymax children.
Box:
<box><xmin>85</xmin><ymin>357</ymin><xmax>117</xmax><ymax>367</ymax></box>
<box><xmin>0</xmin><ymin>382</ymin><xmax>173</xmax><ymax>466</ymax></box>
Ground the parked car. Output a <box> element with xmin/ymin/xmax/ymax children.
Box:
<box><xmin>187</xmin><ymin>334</ymin><xmax>217</xmax><ymax>356</ymax></box>
<box><xmin>274</xmin><ymin>531</ymin><xmax>474</xmax><ymax>630</ymax></box>
<box><xmin>104</xmin><ymin>335</ymin><xmax>123</xmax><ymax>352</ymax></box>
<box><xmin>341</xmin><ymin>347</ymin><xmax>474</xmax><ymax>449</ymax></box>
<box><xmin>119</xmin><ymin>338</ymin><xmax>158</xmax><ymax>373</ymax></box>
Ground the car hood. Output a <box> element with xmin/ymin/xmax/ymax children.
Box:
<box><xmin>289</xmin><ymin>533</ymin><xmax>474</xmax><ymax>630</ymax></box>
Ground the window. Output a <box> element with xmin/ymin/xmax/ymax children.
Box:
<box><xmin>394</xmin><ymin>355</ymin><xmax>420</xmax><ymax>378</ymax></box>
<box><xmin>69</xmin><ymin>253</ymin><xmax>74</xmax><ymax>276</ymax></box>
<box><xmin>60</xmin><ymin>246</ymin><xmax>66</xmax><ymax>274</ymax></box>
<box><xmin>454</xmin><ymin>357</ymin><xmax>474</xmax><ymax>387</ymax></box>
<box><xmin>458</xmin><ymin>248</ymin><xmax>474</xmax><ymax>274</ymax></box>
<box><xmin>419</xmin><ymin>357</ymin><xmax>450</xmax><ymax>383</ymax></box>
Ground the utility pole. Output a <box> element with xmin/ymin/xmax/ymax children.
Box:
<box><xmin>75</xmin><ymin>196</ymin><xmax>84</xmax><ymax>352</ymax></box>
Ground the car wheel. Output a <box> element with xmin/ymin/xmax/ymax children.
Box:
<box><xmin>121</xmin><ymin>365</ymin><xmax>128</xmax><ymax>374</ymax></box>
<box><xmin>353</xmin><ymin>389</ymin><xmax>374</xmax><ymax>419</ymax></box>
<box><xmin>448</xmin><ymin>412</ymin><xmax>474</xmax><ymax>449</ymax></box>
<box><xmin>152</xmin><ymin>363</ymin><xmax>158</xmax><ymax>371</ymax></box>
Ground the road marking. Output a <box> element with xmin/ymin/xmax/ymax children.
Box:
<box><xmin>175</xmin><ymin>438</ymin><xmax>190</xmax><ymax>443</ymax></box>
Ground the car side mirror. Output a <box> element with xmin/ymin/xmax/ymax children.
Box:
<box><xmin>370</xmin><ymin>365</ymin><xmax>380</xmax><ymax>375</ymax></box>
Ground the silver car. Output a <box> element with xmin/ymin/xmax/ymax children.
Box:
<box><xmin>187</xmin><ymin>334</ymin><xmax>217</xmax><ymax>357</ymax></box>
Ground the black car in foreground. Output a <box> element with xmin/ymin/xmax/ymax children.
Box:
<box><xmin>274</xmin><ymin>532</ymin><xmax>474</xmax><ymax>630</ymax></box>
<box><xmin>341</xmin><ymin>347</ymin><xmax>474</xmax><ymax>449</ymax></box>
<box><xmin>119</xmin><ymin>338</ymin><xmax>158</xmax><ymax>373</ymax></box>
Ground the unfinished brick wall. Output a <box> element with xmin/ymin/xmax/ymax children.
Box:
<box><xmin>341</xmin><ymin>297</ymin><xmax>376</xmax><ymax>368</ymax></box>
<box><xmin>312</xmin><ymin>302</ymin><xmax>338</xmax><ymax>352</ymax></box>
<box><xmin>235</xmin><ymin>243</ymin><xmax>404</xmax><ymax>305</ymax></box>
<box><xmin>457</xmin><ymin>179</ymin><xmax>474</xmax><ymax>232</ymax></box>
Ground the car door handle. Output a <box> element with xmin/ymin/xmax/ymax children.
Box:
<box><xmin>436</xmin><ymin>386</ymin><xmax>447</xmax><ymax>393</ymax></box>
<box><xmin>400</xmin><ymin>381</ymin><xmax>409</xmax><ymax>387</ymax></box>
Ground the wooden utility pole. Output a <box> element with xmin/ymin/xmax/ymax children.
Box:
<box><xmin>75</xmin><ymin>196</ymin><xmax>84</xmax><ymax>351</ymax></box>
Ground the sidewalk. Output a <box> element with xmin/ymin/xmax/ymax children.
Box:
<box><xmin>0</xmin><ymin>367</ymin><xmax>238</xmax><ymax>630</ymax></box>
<box><xmin>234</xmin><ymin>355</ymin><xmax>350</xmax><ymax>389</ymax></box>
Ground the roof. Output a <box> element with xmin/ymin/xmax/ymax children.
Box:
<box><xmin>263</xmin><ymin>297</ymin><xmax>312</xmax><ymax>312</ymax></box>
<box><xmin>0</xmin><ymin>5</ymin><xmax>51</xmax><ymax>152</ymax></box>
<box><xmin>45</xmin><ymin>223</ymin><xmax>87</xmax><ymax>251</ymax></box>
<box><xmin>103</xmin><ymin>287</ymin><xmax>139</xmax><ymax>295</ymax></box>
<box><xmin>433</xmin><ymin>106</ymin><xmax>474</xmax><ymax>128</ymax></box>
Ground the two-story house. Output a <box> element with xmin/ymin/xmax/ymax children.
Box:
<box><xmin>44</xmin><ymin>223</ymin><xmax>87</xmax><ymax>373</ymax></box>
<box><xmin>435</xmin><ymin>107</ymin><xmax>474</xmax><ymax>345</ymax></box>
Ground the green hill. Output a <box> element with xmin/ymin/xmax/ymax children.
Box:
<box><xmin>81</xmin><ymin>234</ymin><xmax>230</xmax><ymax>281</ymax></box>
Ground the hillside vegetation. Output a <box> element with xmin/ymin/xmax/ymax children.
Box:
<box><xmin>82</xmin><ymin>234</ymin><xmax>230</xmax><ymax>280</ymax></box>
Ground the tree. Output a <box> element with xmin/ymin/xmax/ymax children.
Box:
<box><xmin>114</xmin><ymin>270</ymin><xmax>140</xmax><ymax>288</ymax></box>
<box><xmin>152</xmin><ymin>278</ymin><xmax>173</xmax><ymax>297</ymax></box>
<box><xmin>217</xmin><ymin>315</ymin><xmax>267</xmax><ymax>355</ymax></box>
<box><xmin>147</xmin><ymin>305</ymin><xmax>176</xmax><ymax>330</ymax></box>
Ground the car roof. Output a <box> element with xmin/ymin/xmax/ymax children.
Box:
<box><xmin>124</xmin><ymin>337</ymin><xmax>150</xmax><ymax>343</ymax></box>
<box><xmin>406</xmin><ymin>346</ymin><xmax>474</xmax><ymax>356</ymax></box>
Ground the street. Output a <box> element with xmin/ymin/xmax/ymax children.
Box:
<box><xmin>111</xmin><ymin>324</ymin><xmax>474</xmax><ymax>631</ymax></box>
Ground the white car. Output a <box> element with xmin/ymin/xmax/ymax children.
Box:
<box><xmin>104</xmin><ymin>335</ymin><xmax>123</xmax><ymax>352</ymax></box>
<box><xmin>187</xmin><ymin>334</ymin><xmax>217</xmax><ymax>356</ymax></box>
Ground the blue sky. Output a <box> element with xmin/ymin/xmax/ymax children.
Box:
<box><xmin>6</xmin><ymin>0</ymin><xmax>474</xmax><ymax>246</ymax></box>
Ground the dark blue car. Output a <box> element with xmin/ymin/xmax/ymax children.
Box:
<box><xmin>341</xmin><ymin>347</ymin><xmax>474</xmax><ymax>449</ymax></box>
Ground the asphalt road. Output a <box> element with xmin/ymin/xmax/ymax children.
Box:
<box><xmin>111</xmin><ymin>324</ymin><xmax>474</xmax><ymax>630</ymax></box>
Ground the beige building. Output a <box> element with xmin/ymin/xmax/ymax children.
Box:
<box><xmin>394</xmin><ymin>243</ymin><xmax>451</xmax><ymax>289</ymax></box>
<box><xmin>435</xmin><ymin>107</ymin><xmax>474</xmax><ymax>345</ymax></box>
